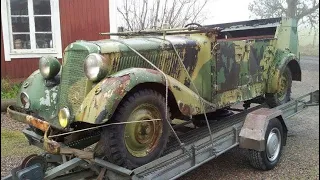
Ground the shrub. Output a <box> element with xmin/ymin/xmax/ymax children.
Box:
<box><xmin>1</xmin><ymin>78</ymin><xmax>21</xmax><ymax>99</ymax></box>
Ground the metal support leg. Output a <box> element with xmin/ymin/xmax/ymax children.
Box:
<box><xmin>44</xmin><ymin>158</ymin><xmax>87</xmax><ymax>180</ymax></box>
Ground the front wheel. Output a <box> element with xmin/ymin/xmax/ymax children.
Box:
<box><xmin>94</xmin><ymin>89</ymin><xmax>171</xmax><ymax>169</ymax></box>
<box><xmin>248</xmin><ymin>118</ymin><xmax>284</xmax><ymax>170</ymax></box>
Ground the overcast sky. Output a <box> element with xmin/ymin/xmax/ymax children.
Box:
<box><xmin>110</xmin><ymin>0</ymin><xmax>253</xmax><ymax>31</ymax></box>
<box><xmin>201</xmin><ymin>0</ymin><xmax>252</xmax><ymax>25</ymax></box>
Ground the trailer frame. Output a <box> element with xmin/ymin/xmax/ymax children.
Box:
<box><xmin>2</xmin><ymin>90</ymin><xmax>319</xmax><ymax>180</ymax></box>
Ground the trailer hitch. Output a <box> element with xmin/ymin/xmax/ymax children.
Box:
<box><xmin>2</xmin><ymin>155</ymin><xmax>47</xmax><ymax>180</ymax></box>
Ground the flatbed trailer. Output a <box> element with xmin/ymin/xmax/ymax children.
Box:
<box><xmin>3</xmin><ymin>90</ymin><xmax>319</xmax><ymax>180</ymax></box>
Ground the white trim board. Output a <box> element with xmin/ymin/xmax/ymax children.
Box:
<box><xmin>1</xmin><ymin>0</ymin><xmax>62</xmax><ymax>61</ymax></box>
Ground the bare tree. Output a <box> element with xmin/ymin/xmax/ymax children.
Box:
<box><xmin>248</xmin><ymin>0</ymin><xmax>319</xmax><ymax>28</ymax></box>
<box><xmin>117</xmin><ymin>0</ymin><xmax>210</xmax><ymax>31</ymax></box>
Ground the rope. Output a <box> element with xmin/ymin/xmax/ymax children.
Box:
<box><xmin>149</xmin><ymin>36</ymin><xmax>216</xmax><ymax>153</ymax></box>
<box><xmin>48</xmin><ymin>119</ymin><xmax>162</xmax><ymax>138</ymax></box>
<box><xmin>109</xmin><ymin>39</ymin><xmax>185</xmax><ymax>147</ymax></box>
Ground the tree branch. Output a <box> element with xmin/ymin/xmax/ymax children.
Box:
<box><xmin>297</xmin><ymin>2</ymin><xmax>319</xmax><ymax>20</ymax></box>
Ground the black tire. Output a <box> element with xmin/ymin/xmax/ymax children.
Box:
<box><xmin>248</xmin><ymin>118</ymin><xmax>284</xmax><ymax>170</ymax></box>
<box><xmin>94</xmin><ymin>89</ymin><xmax>171</xmax><ymax>169</ymax></box>
<box><xmin>266</xmin><ymin>67</ymin><xmax>292</xmax><ymax>107</ymax></box>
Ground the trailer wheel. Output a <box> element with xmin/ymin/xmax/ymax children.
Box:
<box><xmin>94</xmin><ymin>89</ymin><xmax>171</xmax><ymax>169</ymax></box>
<box><xmin>248</xmin><ymin>118</ymin><xmax>284</xmax><ymax>170</ymax></box>
<box><xmin>266</xmin><ymin>67</ymin><xmax>292</xmax><ymax>107</ymax></box>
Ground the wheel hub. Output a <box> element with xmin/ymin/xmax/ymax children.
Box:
<box><xmin>136</xmin><ymin>121</ymin><xmax>155</xmax><ymax>144</ymax></box>
<box><xmin>124</xmin><ymin>104</ymin><xmax>163</xmax><ymax>157</ymax></box>
<box><xmin>266</xmin><ymin>128</ymin><xmax>281</xmax><ymax>162</ymax></box>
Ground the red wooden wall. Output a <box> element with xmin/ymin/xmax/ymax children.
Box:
<box><xmin>1</xmin><ymin>0</ymin><xmax>110</xmax><ymax>81</ymax></box>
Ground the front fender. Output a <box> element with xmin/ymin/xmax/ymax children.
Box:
<box><xmin>75</xmin><ymin>68</ymin><xmax>207</xmax><ymax>124</ymax></box>
<box><xmin>267</xmin><ymin>52</ymin><xmax>301</xmax><ymax>93</ymax></box>
<box><xmin>16</xmin><ymin>70</ymin><xmax>60</xmax><ymax>122</ymax></box>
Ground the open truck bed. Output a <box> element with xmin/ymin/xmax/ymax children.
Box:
<box><xmin>3</xmin><ymin>90</ymin><xmax>319</xmax><ymax>180</ymax></box>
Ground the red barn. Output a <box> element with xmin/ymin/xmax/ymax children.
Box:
<box><xmin>1</xmin><ymin>0</ymin><xmax>116</xmax><ymax>81</ymax></box>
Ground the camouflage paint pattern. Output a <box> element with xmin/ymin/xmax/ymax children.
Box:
<box><xmin>75</xmin><ymin>68</ymin><xmax>213</xmax><ymax>124</ymax></box>
<box><xmin>11</xmin><ymin>17</ymin><xmax>301</xmax><ymax>129</ymax></box>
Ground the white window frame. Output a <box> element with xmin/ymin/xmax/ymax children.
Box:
<box><xmin>1</xmin><ymin>0</ymin><xmax>62</xmax><ymax>61</ymax></box>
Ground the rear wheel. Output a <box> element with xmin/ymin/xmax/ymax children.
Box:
<box><xmin>266</xmin><ymin>67</ymin><xmax>292</xmax><ymax>107</ymax></box>
<box><xmin>94</xmin><ymin>89</ymin><xmax>171</xmax><ymax>169</ymax></box>
<box><xmin>248</xmin><ymin>118</ymin><xmax>284</xmax><ymax>170</ymax></box>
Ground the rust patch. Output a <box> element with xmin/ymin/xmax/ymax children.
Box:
<box><xmin>44</xmin><ymin>139</ymin><xmax>61</xmax><ymax>154</ymax></box>
<box><xmin>101</xmin><ymin>77</ymin><xmax>117</xmax><ymax>85</ymax></box>
<box><xmin>114</xmin><ymin>75</ymin><xmax>131</xmax><ymax>96</ymax></box>
<box><xmin>178</xmin><ymin>102</ymin><xmax>192</xmax><ymax>115</ymax></box>
<box><xmin>26</xmin><ymin>115</ymin><xmax>50</xmax><ymax>132</ymax></box>
<box><xmin>44</xmin><ymin>128</ymin><xmax>61</xmax><ymax>154</ymax></box>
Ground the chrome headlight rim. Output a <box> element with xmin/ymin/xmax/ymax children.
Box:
<box><xmin>39</xmin><ymin>56</ymin><xmax>61</xmax><ymax>80</ymax></box>
<box><xmin>20</xmin><ymin>92</ymin><xmax>31</xmax><ymax>109</ymax></box>
<box><xmin>84</xmin><ymin>53</ymin><xmax>108</xmax><ymax>82</ymax></box>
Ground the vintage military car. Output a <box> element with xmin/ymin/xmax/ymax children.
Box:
<box><xmin>8</xmin><ymin>17</ymin><xmax>301</xmax><ymax>169</ymax></box>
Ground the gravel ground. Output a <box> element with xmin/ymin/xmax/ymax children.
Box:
<box><xmin>1</xmin><ymin>114</ymin><xmax>34</xmax><ymax>178</ymax></box>
<box><xmin>1</xmin><ymin>56</ymin><xmax>319</xmax><ymax>179</ymax></box>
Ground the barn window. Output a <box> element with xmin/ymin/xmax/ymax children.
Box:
<box><xmin>1</xmin><ymin>0</ymin><xmax>62</xmax><ymax>61</ymax></box>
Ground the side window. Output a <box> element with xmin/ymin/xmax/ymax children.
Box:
<box><xmin>10</xmin><ymin>0</ymin><xmax>31</xmax><ymax>49</ymax></box>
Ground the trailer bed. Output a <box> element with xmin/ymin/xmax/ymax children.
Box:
<box><xmin>3</xmin><ymin>90</ymin><xmax>319</xmax><ymax>180</ymax></box>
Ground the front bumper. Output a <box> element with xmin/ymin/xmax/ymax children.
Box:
<box><xmin>7</xmin><ymin>106</ymin><xmax>96</xmax><ymax>159</ymax></box>
<box><xmin>7</xmin><ymin>105</ymin><xmax>62</xmax><ymax>154</ymax></box>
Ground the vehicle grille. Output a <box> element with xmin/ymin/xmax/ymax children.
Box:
<box><xmin>58</xmin><ymin>50</ymin><xmax>89</xmax><ymax>115</ymax></box>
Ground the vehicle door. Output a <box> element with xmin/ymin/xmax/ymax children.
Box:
<box><xmin>215</xmin><ymin>40</ymin><xmax>250</xmax><ymax>93</ymax></box>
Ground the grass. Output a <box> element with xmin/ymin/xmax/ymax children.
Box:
<box><xmin>1</xmin><ymin>129</ymin><xmax>41</xmax><ymax>157</ymax></box>
<box><xmin>1</xmin><ymin>78</ymin><xmax>21</xmax><ymax>99</ymax></box>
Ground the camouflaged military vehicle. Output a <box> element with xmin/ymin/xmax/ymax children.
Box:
<box><xmin>8</xmin><ymin>17</ymin><xmax>301</xmax><ymax>169</ymax></box>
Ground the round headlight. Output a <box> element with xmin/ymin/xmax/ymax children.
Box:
<box><xmin>58</xmin><ymin>107</ymin><xmax>71</xmax><ymax>128</ymax></box>
<box><xmin>20</xmin><ymin>92</ymin><xmax>30</xmax><ymax>109</ymax></box>
<box><xmin>39</xmin><ymin>56</ymin><xmax>61</xmax><ymax>79</ymax></box>
<box><xmin>84</xmin><ymin>53</ymin><xmax>108</xmax><ymax>81</ymax></box>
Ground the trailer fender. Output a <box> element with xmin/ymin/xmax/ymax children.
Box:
<box><xmin>74</xmin><ymin>68</ymin><xmax>204</xmax><ymax>124</ymax></box>
<box><xmin>239</xmin><ymin>108</ymin><xmax>288</xmax><ymax>151</ymax></box>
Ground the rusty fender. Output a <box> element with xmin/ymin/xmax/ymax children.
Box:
<box><xmin>75</xmin><ymin>67</ymin><xmax>206</xmax><ymax>124</ymax></box>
